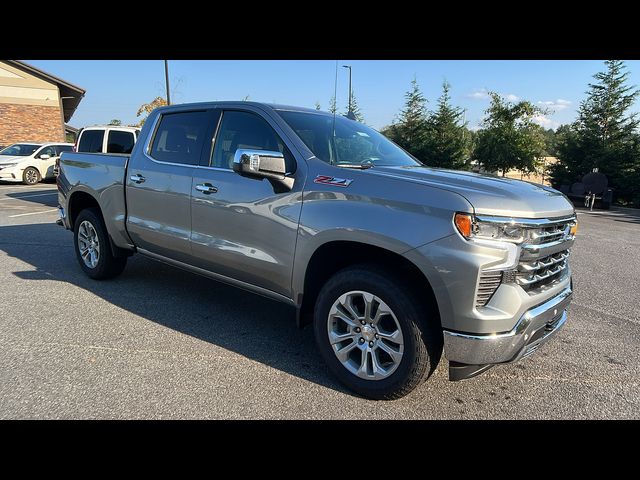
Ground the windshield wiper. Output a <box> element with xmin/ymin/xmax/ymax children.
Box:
<box><xmin>335</xmin><ymin>163</ymin><xmax>373</xmax><ymax>169</ymax></box>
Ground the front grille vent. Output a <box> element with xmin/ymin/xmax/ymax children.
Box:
<box><xmin>475</xmin><ymin>271</ymin><xmax>503</xmax><ymax>308</ymax></box>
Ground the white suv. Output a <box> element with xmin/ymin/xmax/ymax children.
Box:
<box><xmin>0</xmin><ymin>142</ymin><xmax>74</xmax><ymax>185</ymax></box>
<box><xmin>76</xmin><ymin>126</ymin><xmax>140</xmax><ymax>154</ymax></box>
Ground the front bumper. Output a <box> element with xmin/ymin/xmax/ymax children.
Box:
<box><xmin>0</xmin><ymin>166</ymin><xmax>20</xmax><ymax>181</ymax></box>
<box><xmin>443</xmin><ymin>284</ymin><xmax>572</xmax><ymax>366</ymax></box>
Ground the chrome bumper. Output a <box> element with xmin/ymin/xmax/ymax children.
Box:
<box><xmin>443</xmin><ymin>286</ymin><xmax>572</xmax><ymax>365</ymax></box>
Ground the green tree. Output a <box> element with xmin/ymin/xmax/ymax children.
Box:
<box><xmin>550</xmin><ymin>60</ymin><xmax>640</xmax><ymax>205</ymax></box>
<box><xmin>382</xmin><ymin>77</ymin><xmax>429</xmax><ymax>162</ymax></box>
<box><xmin>474</xmin><ymin>93</ymin><xmax>546</xmax><ymax>176</ymax></box>
<box><xmin>328</xmin><ymin>95</ymin><xmax>337</xmax><ymax>114</ymax></box>
<box><xmin>343</xmin><ymin>90</ymin><xmax>365</xmax><ymax>123</ymax></box>
<box><xmin>109</xmin><ymin>119</ymin><xmax>122</xmax><ymax>126</ymax></box>
<box><xmin>422</xmin><ymin>81</ymin><xmax>469</xmax><ymax>169</ymax></box>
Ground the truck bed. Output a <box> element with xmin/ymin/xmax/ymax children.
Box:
<box><xmin>58</xmin><ymin>151</ymin><xmax>132</xmax><ymax>250</ymax></box>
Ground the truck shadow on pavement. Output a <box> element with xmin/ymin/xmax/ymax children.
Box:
<box><xmin>1</xmin><ymin>222</ymin><xmax>351</xmax><ymax>396</ymax></box>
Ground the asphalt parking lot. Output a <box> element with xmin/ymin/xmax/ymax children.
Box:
<box><xmin>0</xmin><ymin>181</ymin><xmax>638</xmax><ymax>419</ymax></box>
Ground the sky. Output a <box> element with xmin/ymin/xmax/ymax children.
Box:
<box><xmin>25</xmin><ymin>60</ymin><xmax>640</xmax><ymax>131</ymax></box>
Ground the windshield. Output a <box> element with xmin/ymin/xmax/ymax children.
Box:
<box><xmin>0</xmin><ymin>144</ymin><xmax>40</xmax><ymax>156</ymax></box>
<box><xmin>278</xmin><ymin>111</ymin><xmax>420</xmax><ymax>167</ymax></box>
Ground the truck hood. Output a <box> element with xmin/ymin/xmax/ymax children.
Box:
<box><xmin>0</xmin><ymin>156</ymin><xmax>25</xmax><ymax>164</ymax></box>
<box><xmin>372</xmin><ymin>165</ymin><xmax>574</xmax><ymax>219</ymax></box>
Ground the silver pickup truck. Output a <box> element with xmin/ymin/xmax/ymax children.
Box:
<box><xmin>57</xmin><ymin>102</ymin><xmax>577</xmax><ymax>399</ymax></box>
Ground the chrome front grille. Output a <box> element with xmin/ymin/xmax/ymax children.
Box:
<box><xmin>476</xmin><ymin>271</ymin><xmax>503</xmax><ymax>307</ymax></box>
<box><xmin>474</xmin><ymin>215</ymin><xmax>576</xmax><ymax>307</ymax></box>
<box><xmin>517</xmin><ymin>216</ymin><xmax>575</xmax><ymax>294</ymax></box>
<box><xmin>517</xmin><ymin>250</ymin><xmax>570</xmax><ymax>290</ymax></box>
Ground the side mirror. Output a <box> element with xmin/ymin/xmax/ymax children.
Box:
<box><xmin>233</xmin><ymin>149</ymin><xmax>293</xmax><ymax>190</ymax></box>
<box><xmin>39</xmin><ymin>154</ymin><xmax>51</xmax><ymax>160</ymax></box>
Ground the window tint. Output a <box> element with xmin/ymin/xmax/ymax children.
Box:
<box><xmin>211</xmin><ymin>111</ymin><xmax>291</xmax><ymax>170</ymax></box>
<box><xmin>37</xmin><ymin>146</ymin><xmax>56</xmax><ymax>158</ymax></box>
<box><xmin>55</xmin><ymin>145</ymin><xmax>73</xmax><ymax>155</ymax></box>
<box><xmin>107</xmin><ymin>130</ymin><xmax>135</xmax><ymax>154</ymax></box>
<box><xmin>78</xmin><ymin>130</ymin><xmax>105</xmax><ymax>153</ymax></box>
<box><xmin>150</xmin><ymin>111</ymin><xmax>209</xmax><ymax>165</ymax></box>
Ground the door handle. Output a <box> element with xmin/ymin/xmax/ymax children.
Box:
<box><xmin>130</xmin><ymin>174</ymin><xmax>146</xmax><ymax>184</ymax></box>
<box><xmin>195</xmin><ymin>183</ymin><xmax>218</xmax><ymax>194</ymax></box>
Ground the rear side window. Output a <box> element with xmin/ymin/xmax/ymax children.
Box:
<box><xmin>55</xmin><ymin>145</ymin><xmax>73</xmax><ymax>155</ymax></box>
<box><xmin>150</xmin><ymin>111</ymin><xmax>209</xmax><ymax>165</ymax></box>
<box><xmin>78</xmin><ymin>130</ymin><xmax>105</xmax><ymax>153</ymax></box>
<box><xmin>107</xmin><ymin>130</ymin><xmax>135</xmax><ymax>154</ymax></box>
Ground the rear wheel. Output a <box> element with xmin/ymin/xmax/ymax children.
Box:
<box><xmin>313</xmin><ymin>265</ymin><xmax>442</xmax><ymax>400</ymax></box>
<box><xmin>73</xmin><ymin>208</ymin><xmax>127</xmax><ymax>279</ymax></box>
<box><xmin>22</xmin><ymin>167</ymin><xmax>41</xmax><ymax>185</ymax></box>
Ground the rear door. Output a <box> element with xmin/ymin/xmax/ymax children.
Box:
<box><xmin>125</xmin><ymin>109</ymin><xmax>216</xmax><ymax>264</ymax></box>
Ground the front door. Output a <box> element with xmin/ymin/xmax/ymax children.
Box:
<box><xmin>126</xmin><ymin>109</ymin><xmax>214</xmax><ymax>264</ymax></box>
<box><xmin>190</xmin><ymin>109</ymin><xmax>303</xmax><ymax>298</ymax></box>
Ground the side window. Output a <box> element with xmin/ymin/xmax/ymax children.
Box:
<box><xmin>78</xmin><ymin>130</ymin><xmax>105</xmax><ymax>153</ymax></box>
<box><xmin>150</xmin><ymin>111</ymin><xmax>209</xmax><ymax>165</ymax></box>
<box><xmin>107</xmin><ymin>130</ymin><xmax>135</xmax><ymax>154</ymax></box>
<box><xmin>37</xmin><ymin>146</ymin><xmax>56</xmax><ymax>158</ymax></box>
<box><xmin>55</xmin><ymin>145</ymin><xmax>73</xmax><ymax>155</ymax></box>
<box><xmin>211</xmin><ymin>110</ymin><xmax>293</xmax><ymax>171</ymax></box>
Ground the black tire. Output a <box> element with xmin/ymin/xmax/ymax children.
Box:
<box><xmin>313</xmin><ymin>264</ymin><xmax>442</xmax><ymax>400</ymax></box>
<box><xmin>22</xmin><ymin>167</ymin><xmax>41</xmax><ymax>185</ymax></box>
<box><xmin>73</xmin><ymin>208</ymin><xmax>127</xmax><ymax>280</ymax></box>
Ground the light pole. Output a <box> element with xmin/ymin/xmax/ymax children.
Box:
<box><xmin>164</xmin><ymin>60</ymin><xmax>171</xmax><ymax>105</ymax></box>
<box><xmin>342</xmin><ymin>65</ymin><xmax>353</xmax><ymax>118</ymax></box>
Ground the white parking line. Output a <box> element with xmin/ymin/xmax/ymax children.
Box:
<box><xmin>8</xmin><ymin>209</ymin><xmax>58</xmax><ymax>218</ymax></box>
<box><xmin>0</xmin><ymin>192</ymin><xmax>58</xmax><ymax>201</ymax></box>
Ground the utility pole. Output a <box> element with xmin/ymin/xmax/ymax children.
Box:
<box><xmin>164</xmin><ymin>60</ymin><xmax>171</xmax><ymax>105</ymax></box>
<box><xmin>342</xmin><ymin>65</ymin><xmax>353</xmax><ymax>119</ymax></box>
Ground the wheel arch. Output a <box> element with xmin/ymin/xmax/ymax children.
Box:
<box><xmin>296</xmin><ymin>240</ymin><xmax>441</xmax><ymax>331</ymax></box>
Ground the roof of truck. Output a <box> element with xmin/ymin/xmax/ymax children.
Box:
<box><xmin>151</xmin><ymin>101</ymin><xmax>334</xmax><ymax>116</ymax></box>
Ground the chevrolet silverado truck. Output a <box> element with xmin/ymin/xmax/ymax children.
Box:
<box><xmin>57</xmin><ymin>102</ymin><xmax>577</xmax><ymax>399</ymax></box>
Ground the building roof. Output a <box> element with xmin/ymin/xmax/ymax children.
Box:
<box><xmin>6</xmin><ymin>60</ymin><xmax>86</xmax><ymax>123</ymax></box>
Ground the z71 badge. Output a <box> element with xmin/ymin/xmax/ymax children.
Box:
<box><xmin>314</xmin><ymin>175</ymin><xmax>353</xmax><ymax>187</ymax></box>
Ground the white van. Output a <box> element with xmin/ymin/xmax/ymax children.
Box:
<box><xmin>0</xmin><ymin>142</ymin><xmax>74</xmax><ymax>184</ymax></box>
<box><xmin>76</xmin><ymin>126</ymin><xmax>141</xmax><ymax>154</ymax></box>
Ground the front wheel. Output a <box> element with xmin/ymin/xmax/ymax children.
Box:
<box><xmin>313</xmin><ymin>265</ymin><xmax>442</xmax><ymax>400</ymax></box>
<box><xmin>22</xmin><ymin>167</ymin><xmax>41</xmax><ymax>185</ymax></box>
<box><xmin>73</xmin><ymin>208</ymin><xmax>127</xmax><ymax>280</ymax></box>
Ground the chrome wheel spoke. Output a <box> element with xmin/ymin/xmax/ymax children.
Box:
<box><xmin>335</xmin><ymin>340</ymin><xmax>358</xmax><ymax>363</ymax></box>
<box><xmin>330</xmin><ymin>306</ymin><xmax>359</xmax><ymax>328</ymax></box>
<box><xmin>376</xmin><ymin>340</ymin><xmax>403</xmax><ymax>364</ymax></box>
<box><xmin>329</xmin><ymin>331</ymin><xmax>356</xmax><ymax>346</ymax></box>
<box><xmin>357</xmin><ymin>347</ymin><xmax>371</xmax><ymax>377</ymax></box>
<box><xmin>377</xmin><ymin>329</ymin><xmax>401</xmax><ymax>343</ymax></box>
<box><xmin>343</xmin><ymin>294</ymin><xmax>361</xmax><ymax>321</ymax></box>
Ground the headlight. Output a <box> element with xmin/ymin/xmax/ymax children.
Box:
<box><xmin>454</xmin><ymin>213</ymin><xmax>525</xmax><ymax>244</ymax></box>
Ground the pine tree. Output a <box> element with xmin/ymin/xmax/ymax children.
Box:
<box><xmin>344</xmin><ymin>90</ymin><xmax>365</xmax><ymax>123</ymax></box>
<box><xmin>552</xmin><ymin>60</ymin><xmax>640</xmax><ymax>204</ymax></box>
<box><xmin>474</xmin><ymin>93</ymin><xmax>546</xmax><ymax>176</ymax></box>
<box><xmin>383</xmin><ymin>77</ymin><xmax>429</xmax><ymax>161</ymax></box>
<box><xmin>422</xmin><ymin>81</ymin><xmax>469</xmax><ymax>169</ymax></box>
<box><xmin>328</xmin><ymin>95</ymin><xmax>337</xmax><ymax>114</ymax></box>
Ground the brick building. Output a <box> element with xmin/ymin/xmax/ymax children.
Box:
<box><xmin>0</xmin><ymin>60</ymin><xmax>85</xmax><ymax>146</ymax></box>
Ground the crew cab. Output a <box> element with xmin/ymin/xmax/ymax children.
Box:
<box><xmin>57</xmin><ymin>102</ymin><xmax>577</xmax><ymax>399</ymax></box>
